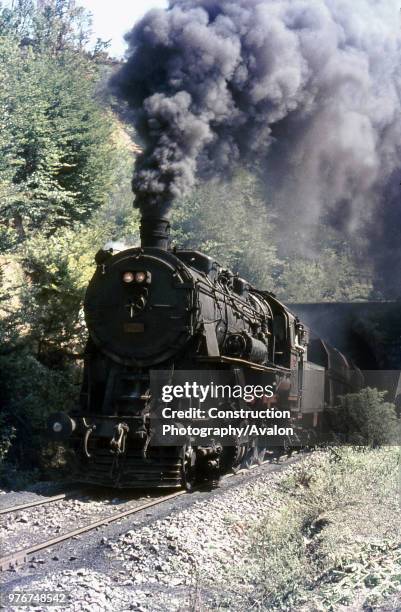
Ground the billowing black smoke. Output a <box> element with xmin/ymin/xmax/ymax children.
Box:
<box><xmin>112</xmin><ymin>0</ymin><xmax>401</xmax><ymax>297</ymax></box>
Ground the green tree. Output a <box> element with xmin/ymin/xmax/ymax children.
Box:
<box><xmin>172</xmin><ymin>171</ymin><xmax>281</xmax><ymax>290</ymax></box>
<box><xmin>0</xmin><ymin>1</ymin><xmax>118</xmax><ymax>247</ymax></box>
<box><xmin>0</xmin><ymin>0</ymin><xmax>91</xmax><ymax>52</ymax></box>
<box><xmin>277</xmin><ymin>248</ymin><xmax>373</xmax><ymax>303</ymax></box>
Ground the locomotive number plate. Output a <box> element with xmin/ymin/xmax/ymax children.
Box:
<box><xmin>124</xmin><ymin>323</ymin><xmax>145</xmax><ymax>333</ymax></box>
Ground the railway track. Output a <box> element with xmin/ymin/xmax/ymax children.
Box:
<box><xmin>0</xmin><ymin>490</ymin><xmax>186</xmax><ymax>572</ymax></box>
<box><xmin>0</xmin><ymin>453</ymin><xmax>300</xmax><ymax>573</ymax></box>
<box><xmin>0</xmin><ymin>490</ymin><xmax>82</xmax><ymax>516</ymax></box>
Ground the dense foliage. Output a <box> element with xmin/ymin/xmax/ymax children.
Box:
<box><xmin>0</xmin><ymin>0</ymin><xmax>136</xmax><ymax>480</ymax></box>
<box><xmin>171</xmin><ymin>174</ymin><xmax>373</xmax><ymax>302</ymax></box>
<box><xmin>0</xmin><ymin>1</ymin><xmax>118</xmax><ymax>247</ymax></box>
<box><xmin>327</xmin><ymin>387</ymin><xmax>399</xmax><ymax>446</ymax></box>
<box><xmin>0</xmin><ymin>0</ymin><xmax>377</xmax><ymax>483</ymax></box>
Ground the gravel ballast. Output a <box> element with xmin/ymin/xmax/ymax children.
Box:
<box><xmin>1</xmin><ymin>457</ymin><xmax>310</xmax><ymax>611</ymax></box>
<box><xmin>4</xmin><ymin>450</ymin><xmax>397</xmax><ymax>611</ymax></box>
<box><xmin>0</xmin><ymin>493</ymin><xmax>160</xmax><ymax>553</ymax></box>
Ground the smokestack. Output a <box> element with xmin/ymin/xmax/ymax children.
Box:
<box><xmin>140</xmin><ymin>216</ymin><xmax>171</xmax><ymax>250</ymax></box>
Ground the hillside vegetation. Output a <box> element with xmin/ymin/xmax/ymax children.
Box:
<box><xmin>249</xmin><ymin>447</ymin><xmax>401</xmax><ymax>611</ymax></box>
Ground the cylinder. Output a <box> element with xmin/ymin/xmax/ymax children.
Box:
<box><xmin>225</xmin><ymin>333</ymin><xmax>268</xmax><ymax>364</ymax></box>
<box><xmin>140</xmin><ymin>217</ymin><xmax>171</xmax><ymax>250</ymax></box>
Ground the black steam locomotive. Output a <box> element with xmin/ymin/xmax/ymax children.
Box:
<box><xmin>48</xmin><ymin>217</ymin><xmax>360</xmax><ymax>489</ymax></box>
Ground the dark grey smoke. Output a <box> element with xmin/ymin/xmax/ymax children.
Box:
<box><xmin>112</xmin><ymin>0</ymin><xmax>401</xmax><ymax>297</ymax></box>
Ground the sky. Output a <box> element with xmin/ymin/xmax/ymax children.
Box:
<box><xmin>79</xmin><ymin>0</ymin><xmax>168</xmax><ymax>57</ymax></box>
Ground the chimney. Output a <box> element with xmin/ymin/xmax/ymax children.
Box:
<box><xmin>140</xmin><ymin>217</ymin><xmax>171</xmax><ymax>250</ymax></box>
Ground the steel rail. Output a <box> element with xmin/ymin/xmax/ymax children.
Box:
<box><xmin>0</xmin><ymin>490</ymin><xmax>186</xmax><ymax>571</ymax></box>
<box><xmin>0</xmin><ymin>490</ymin><xmax>82</xmax><ymax>516</ymax></box>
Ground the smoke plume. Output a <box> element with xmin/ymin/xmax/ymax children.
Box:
<box><xmin>113</xmin><ymin>0</ymin><xmax>401</xmax><ymax>297</ymax></box>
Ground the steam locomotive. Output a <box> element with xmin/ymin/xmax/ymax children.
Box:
<box><xmin>48</xmin><ymin>217</ymin><xmax>361</xmax><ymax>489</ymax></box>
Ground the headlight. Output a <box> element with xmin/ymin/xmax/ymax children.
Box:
<box><xmin>122</xmin><ymin>272</ymin><xmax>135</xmax><ymax>283</ymax></box>
<box><xmin>47</xmin><ymin>412</ymin><xmax>76</xmax><ymax>440</ymax></box>
<box><xmin>135</xmin><ymin>271</ymin><xmax>147</xmax><ymax>283</ymax></box>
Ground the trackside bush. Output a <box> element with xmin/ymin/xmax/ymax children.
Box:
<box><xmin>327</xmin><ymin>387</ymin><xmax>399</xmax><ymax>446</ymax></box>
